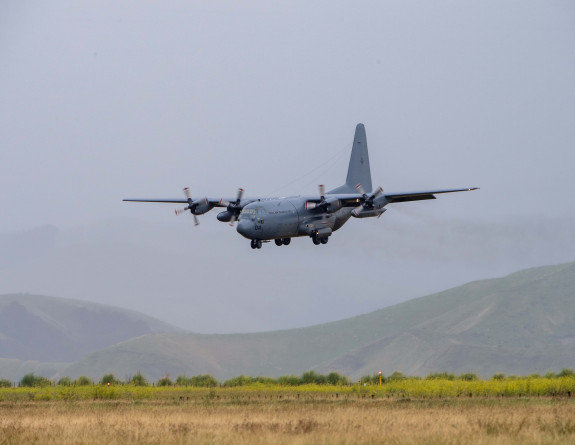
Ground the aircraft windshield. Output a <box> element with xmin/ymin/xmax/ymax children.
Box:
<box><xmin>240</xmin><ymin>208</ymin><xmax>256</xmax><ymax>220</ymax></box>
<box><xmin>239</xmin><ymin>207</ymin><xmax>264</xmax><ymax>220</ymax></box>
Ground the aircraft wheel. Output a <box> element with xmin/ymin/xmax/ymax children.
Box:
<box><xmin>312</xmin><ymin>236</ymin><xmax>321</xmax><ymax>245</ymax></box>
<box><xmin>256</xmin><ymin>239</ymin><xmax>262</xmax><ymax>249</ymax></box>
<box><xmin>250</xmin><ymin>240</ymin><xmax>257</xmax><ymax>249</ymax></box>
<box><xmin>282</xmin><ymin>238</ymin><xmax>291</xmax><ymax>245</ymax></box>
<box><xmin>320</xmin><ymin>237</ymin><xmax>328</xmax><ymax>244</ymax></box>
<box><xmin>275</xmin><ymin>239</ymin><xmax>283</xmax><ymax>246</ymax></box>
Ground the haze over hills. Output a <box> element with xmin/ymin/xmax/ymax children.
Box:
<box><xmin>2</xmin><ymin>215</ymin><xmax>575</xmax><ymax>334</ymax></box>
<box><xmin>62</xmin><ymin>261</ymin><xmax>575</xmax><ymax>380</ymax></box>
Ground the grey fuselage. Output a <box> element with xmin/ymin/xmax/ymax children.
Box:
<box><xmin>236</xmin><ymin>196</ymin><xmax>356</xmax><ymax>241</ymax></box>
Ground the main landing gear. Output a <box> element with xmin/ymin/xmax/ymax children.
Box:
<box><xmin>312</xmin><ymin>235</ymin><xmax>329</xmax><ymax>245</ymax></box>
<box><xmin>274</xmin><ymin>238</ymin><xmax>291</xmax><ymax>246</ymax></box>
<box><xmin>250</xmin><ymin>239</ymin><xmax>262</xmax><ymax>249</ymax></box>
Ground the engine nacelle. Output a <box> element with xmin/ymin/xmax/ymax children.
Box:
<box><xmin>217</xmin><ymin>211</ymin><xmax>233</xmax><ymax>222</ymax></box>
<box><xmin>325</xmin><ymin>198</ymin><xmax>342</xmax><ymax>213</ymax></box>
<box><xmin>193</xmin><ymin>199</ymin><xmax>214</xmax><ymax>215</ymax></box>
<box><xmin>351</xmin><ymin>207</ymin><xmax>387</xmax><ymax>218</ymax></box>
<box><xmin>305</xmin><ymin>198</ymin><xmax>342</xmax><ymax>213</ymax></box>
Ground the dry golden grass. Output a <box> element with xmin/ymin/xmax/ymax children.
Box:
<box><xmin>1</xmin><ymin>396</ymin><xmax>575</xmax><ymax>444</ymax></box>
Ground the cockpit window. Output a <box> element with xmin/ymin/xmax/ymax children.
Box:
<box><xmin>239</xmin><ymin>207</ymin><xmax>259</xmax><ymax>220</ymax></box>
<box><xmin>240</xmin><ymin>207</ymin><xmax>266</xmax><ymax>220</ymax></box>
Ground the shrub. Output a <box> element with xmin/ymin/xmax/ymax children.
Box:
<box><xmin>301</xmin><ymin>371</ymin><xmax>319</xmax><ymax>384</ymax></box>
<box><xmin>175</xmin><ymin>375</ymin><xmax>191</xmax><ymax>386</ymax></box>
<box><xmin>190</xmin><ymin>374</ymin><xmax>218</xmax><ymax>387</ymax></box>
<box><xmin>253</xmin><ymin>376</ymin><xmax>276</xmax><ymax>385</ymax></box>
<box><xmin>130</xmin><ymin>372</ymin><xmax>148</xmax><ymax>386</ymax></box>
<box><xmin>57</xmin><ymin>377</ymin><xmax>72</xmax><ymax>386</ymax></box>
<box><xmin>0</xmin><ymin>379</ymin><xmax>12</xmax><ymax>388</ymax></box>
<box><xmin>19</xmin><ymin>373</ymin><xmax>51</xmax><ymax>387</ymax></box>
<box><xmin>327</xmin><ymin>372</ymin><xmax>349</xmax><ymax>385</ymax></box>
<box><xmin>387</xmin><ymin>371</ymin><xmax>407</xmax><ymax>382</ymax></box>
<box><xmin>360</xmin><ymin>374</ymin><xmax>375</xmax><ymax>384</ymax></box>
<box><xmin>558</xmin><ymin>368</ymin><xmax>575</xmax><ymax>378</ymax></box>
<box><xmin>100</xmin><ymin>374</ymin><xmax>121</xmax><ymax>385</ymax></box>
<box><xmin>277</xmin><ymin>375</ymin><xmax>300</xmax><ymax>386</ymax></box>
<box><xmin>157</xmin><ymin>376</ymin><xmax>174</xmax><ymax>387</ymax></box>
<box><xmin>459</xmin><ymin>373</ymin><xmax>479</xmax><ymax>381</ymax></box>
<box><xmin>223</xmin><ymin>375</ymin><xmax>254</xmax><ymax>387</ymax></box>
<box><xmin>426</xmin><ymin>372</ymin><xmax>456</xmax><ymax>381</ymax></box>
<box><xmin>491</xmin><ymin>373</ymin><xmax>506</xmax><ymax>381</ymax></box>
<box><xmin>74</xmin><ymin>376</ymin><xmax>93</xmax><ymax>386</ymax></box>
<box><xmin>175</xmin><ymin>374</ymin><xmax>218</xmax><ymax>387</ymax></box>
<box><xmin>314</xmin><ymin>373</ymin><xmax>327</xmax><ymax>384</ymax></box>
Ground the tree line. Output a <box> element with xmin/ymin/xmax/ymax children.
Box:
<box><xmin>1</xmin><ymin>368</ymin><xmax>574</xmax><ymax>388</ymax></box>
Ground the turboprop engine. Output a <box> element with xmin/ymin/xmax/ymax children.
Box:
<box><xmin>174</xmin><ymin>188</ymin><xmax>214</xmax><ymax>225</ymax></box>
<box><xmin>350</xmin><ymin>184</ymin><xmax>388</xmax><ymax>218</ymax></box>
<box><xmin>305</xmin><ymin>185</ymin><xmax>343</xmax><ymax>212</ymax></box>
<box><xmin>193</xmin><ymin>199</ymin><xmax>214</xmax><ymax>215</ymax></box>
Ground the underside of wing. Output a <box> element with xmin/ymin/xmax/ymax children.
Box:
<box><xmin>385</xmin><ymin>187</ymin><xmax>479</xmax><ymax>203</ymax></box>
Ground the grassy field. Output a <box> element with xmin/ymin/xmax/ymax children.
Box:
<box><xmin>1</xmin><ymin>384</ymin><xmax>575</xmax><ymax>444</ymax></box>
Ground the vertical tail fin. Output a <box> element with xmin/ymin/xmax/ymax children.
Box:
<box><xmin>328</xmin><ymin>123</ymin><xmax>373</xmax><ymax>194</ymax></box>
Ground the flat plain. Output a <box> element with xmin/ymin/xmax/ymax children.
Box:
<box><xmin>1</xmin><ymin>389</ymin><xmax>575</xmax><ymax>444</ymax></box>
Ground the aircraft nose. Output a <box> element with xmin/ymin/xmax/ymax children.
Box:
<box><xmin>236</xmin><ymin>219</ymin><xmax>253</xmax><ymax>239</ymax></box>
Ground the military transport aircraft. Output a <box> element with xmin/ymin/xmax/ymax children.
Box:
<box><xmin>124</xmin><ymin>124</ymin><xmax>478</xmax><ymax>249</ymax></box>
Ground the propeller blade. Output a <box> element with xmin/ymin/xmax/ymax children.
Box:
<box><xmin>371</xmin><ymin>186</ymin><xmax>383</xmax><ymax>199</ymax></box>
<box><xmin>219</xmin><ymin>198</ymin><xmax>231</xmax><ymax>207</ymax></box>
<box><xmin>175</xmin><ymin>207</ymin><xmax>188</xmax><ymax>216</ymax></box>
<box><xmin>319</xmin><ymin>184</ymin><xmax>325</xmax><ymax>198</ymax></box>
<box><xmin>305</xmin><ymin>202</ymin><xmax>319</xmax><ymax>210</ymax></box>
<box><xmin>183</xmin><ymin>188</ymin><xmax>192</xmax><ymax>200</ymax></box>
<box><xmin>355</xmin><ymin>184</ymin><xmax>366</xmax><ymax>196</ymax></box>
<box><xmin>236</xmin><ymin>188</ymin><xmax>244</xmax><ymax>203</ymax></box>
<box><xmin>229</xmin><ymin>214</ymin><xmax>237</xmax><ymax>227</ymax></box>
<box><xmin>193</xmin><ymin>214</ymin><xmax>200</xmax><ymax>226</ymax></box>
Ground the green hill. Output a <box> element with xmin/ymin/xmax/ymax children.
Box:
<box><xmin>63</xmin><ymin>262</ymin><xmax>575</xmax><ymax>380</ymax></box>
<box><xmin>0</xmin><ymin>294</ymin><xmax>182</xmax><ymax>363</ymax></box>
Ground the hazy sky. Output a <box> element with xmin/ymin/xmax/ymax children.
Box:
<box><xmin>1</xmin><ymin>1</ymin><xmax>574</xmax><ymax>332</ymax></box>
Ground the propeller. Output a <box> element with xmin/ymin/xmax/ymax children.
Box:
<box><xmin>174</xmin><ymin>187</ymin><xmax>200</xmax><ymax>226</ymax></box>
<box><xmin>355</xmin><ymin>184</ymin><xmax>383</xmax><ymax>210</ymax></box>
<box><xmin>219</xmin><ymin>188</ymin><xmax>244</xmax><ymax>226</ymax></box>
<box><xmin>305</xmin><ymin>184</ymin><xmax>326</xmax><ymax>210</ymax></box>
<box><xmin>305</xmin><ymin>185</ymin><xmax>343</xmax><ymax>213</ymax></box>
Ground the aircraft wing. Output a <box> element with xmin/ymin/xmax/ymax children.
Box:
<box><xmin>123</xmin><ymin>198</ymin><xmax>188</xmax><ymax>203</ymax></box>
<box><xmin>123</xmin><ymin>198</ymin><xmax>235</xmax><ymax>207</ymax></box>
<box><xmin>384</xmin><ymin>187</ymin><xmax>479</xmax><ymax>203</ymax></box>
<box><xmin>330</xmin><ymin>187</ymin><xmax>478</xmax><ymax>207</ymax></box>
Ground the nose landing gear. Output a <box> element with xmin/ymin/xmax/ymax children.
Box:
<box><xmin>250</xmin><ymin>239</ymin><xmax>262</xmax><ymax>249</ymax></box>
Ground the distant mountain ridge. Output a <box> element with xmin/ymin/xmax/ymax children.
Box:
<box><xmin>0</xmin><ymin>294</ymin><xmax>182</xmax><ymax>363</ymax></box>
<box><xmin>63</xmin><ymin>262</ymin><xmax>575</xmax><ymax>380</ymax></box>
<box><xmin>2</xmin><ymin>262</ymin><xmax>575</xmax><ymax>381</ymax></box>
